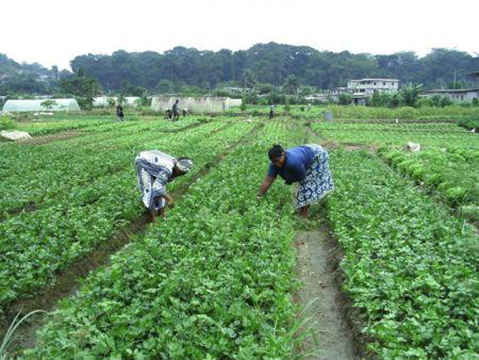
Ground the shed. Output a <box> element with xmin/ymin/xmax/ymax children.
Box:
<box><xmin>423</xmin><ymin>88</ymin><xmax>479</xmax><ymax>103</ymax></box>
<box><xmin>2</xmin><ymin>99</ymin><xmax>81</xmax><ymax>112</ymax></box>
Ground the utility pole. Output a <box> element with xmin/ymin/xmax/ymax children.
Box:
<box><xmin>453</xmin><ymin>69</ymin><xmax>456</xmax><ymax>89</ymax></box>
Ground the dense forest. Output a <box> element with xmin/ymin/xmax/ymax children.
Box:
<box><xmin>0</xmin><ymin>43</ymin><xmax>478</xmax><ymax>96</ymax></box>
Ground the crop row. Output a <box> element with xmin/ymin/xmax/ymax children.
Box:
<box><xmin>14</xmin><ymin>114</ymin><xmax>179</xmax><ymax>136</ymax></box>
<box><xmin>327</xmin><ymin>150</ymin><xmax>478</xmax><ymax>358</ymax></box>
<box><xmin>380</xmin><ymin>147</ymin><xmax>479</xmax><ymax>223</ymax></box>
<box><xmin>15</xmin><ymin>118</ymin><xmax>110</xmax><ymax>136</ymax></box>
<box><xmin>326</xmin><ymin>104</ymin><xmax>479</xmax><ymax>120</ymax></box>
<box><xmin>0</xmin><ymin>117</ymin><xmax>206</xmax><ymax>174</ymax></box>
<box><xmin>0</xmin><ymin>121</ymin><xmax>253</xmax><ymax>314</ymax></box>
<box><xmin>26</xmin><ymin>121</ymin><xmax>302</xmax><ymax>358</ymax></box>
<box><xmin>314</xmin><ymin>122</ymin><xmax>467</xmax><ymax>133</ymax></box>
<box><xmin>311</xmin><ymin>122</ymin><xmax>478</xmax><ymax>148</ymax></box>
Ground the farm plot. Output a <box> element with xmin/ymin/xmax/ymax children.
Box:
<box><xmin>311</xmin><ymin>122</ymin><xmax>478</xmax><ymax>148</ymax></box>
<box><xmin>380</xmin><ymin>147</ymin><xmax>479</xmax><ymax>222</ymax></box>
<box><xmin>0</xmin><ymin>117</ymin><xmax>211</xmax><ymax>212</ymax></box>
<box><xmin>0</xmin><ymin>119</ymin><xmax>253</xmax><ymax>314</ymax></box>
<box><xmin>3</xmin><ymin>115</ymin><xmax>478</xmax><ymax>359</ymax></box>
<box><xmin>327</xmin><ymin>149</ymin><xmax>478</xmax><ymax>358</ymax></box>
<box><xmin>26</xmin><ymin>121</ymin><xmax>303</xmax><ymax>358</ymax></box>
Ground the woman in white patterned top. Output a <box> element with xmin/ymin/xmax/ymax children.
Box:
<box><xmin>135</xmin><ymin>150</ymin><xmax>193</xmax><ymax>223</ymax></box>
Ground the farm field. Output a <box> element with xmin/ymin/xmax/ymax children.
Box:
<box><xmin>1</xmin><ymin>113</ymin><xmax>478</xmax><ymax>358</ymax></box>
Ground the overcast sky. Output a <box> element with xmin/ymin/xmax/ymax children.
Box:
<box><xmin>1</xmin><ymin>0</ymin><xmax>478</xmax><ymax>70</ymax></box>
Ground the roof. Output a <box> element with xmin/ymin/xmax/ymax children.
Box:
<box><xmin>424</xmin><ymin>88</ymin><xmax>479</xmax><ymax>94</ymax></box>
<box><xmin>349</xmin><ymin>78</ymin><xmax>400</xmax><ymax>82</ymax></box>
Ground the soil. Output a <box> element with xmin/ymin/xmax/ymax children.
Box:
<box><xmin>294</xmin><ymin>228</ymin><xmax>359</xmax><ymax>360</ymax></box>
<box><xmin>24</xmin><ymin>131</ymin><xmax>81</xmax><ymax>145</ymax></box>
<box><xmin>294</xmin><ymin>120</ymin><xmax>373</xmax><ymax>359</ymax></box>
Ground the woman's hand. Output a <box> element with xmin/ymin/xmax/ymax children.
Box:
<box><xmin>259</xmin><ymin>175</ymin><xmax>276</xmax><ymax>196</ymax></box>
<box><xmin>164</xmin><ymin>194</ymin><xmax>175</xmax><ymax>208</ymax></box>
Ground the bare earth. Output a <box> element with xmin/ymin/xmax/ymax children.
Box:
<box><xmin>295</xmin><ymin>230</ymin><xmax>358</xmax><ymax>360</ymax></box>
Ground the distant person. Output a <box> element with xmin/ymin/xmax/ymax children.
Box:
<box><xmin>269</xmin><ymin>105</ymin><xmax>274</xmax><ymax>119</ymax></box>
<box><xmin>258</xmin><ymin>144</ymin><xmax>334</xmax><ymax>218</ymax></box>
<box><xmin>135</xmin><ymin>150</ymin><xmax>193</xmax><ymax>223</ymax></box>
<box><xmin>116</xmin><ymin>103</ymin><xmax>124</xmax><ymax>121</ymax></box>
<box><xmin>307</xmin><ymin>103</ymin><xmax>312</xmax><ymax>112</ymax></box>
<box><xmin>172</xmin><ymin>99</ymin><xmax>180</xmax><ymax>121</ymax></box>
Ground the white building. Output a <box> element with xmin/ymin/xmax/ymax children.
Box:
<box><xmin>344</xmin><ymin>78</ymin><xmax>400</xmax><ymax>105</ymax></box>
<box><xmin>423</xmin><ymin>88</ymin><xmax>479</xmax><ymax>103</ymax></box>
<box><xmin>347</xmin><ymin>78</ymin><xmax>400</xmax><ymax>94</ymax></box>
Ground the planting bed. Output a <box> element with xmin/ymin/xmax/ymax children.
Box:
<box><xmin>1</xmin><ymin>114</ymin><xmax>477</xmax><ymax>359</ymax></box>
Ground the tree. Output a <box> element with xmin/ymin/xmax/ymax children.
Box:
<box><xmin>283</xmin><ymin>75</ymin><xmax>301</xmax><ymax>95</ymax></box>
<box><xmin>339</xmin><ymin>93</ymin><xmax>352</xmax><ymax>105</ymax></box>
<box><xmin>59</xmin><ymin>68</ymin><xmax>101</xmax><ymax>109</ymax></box>
<box><xmin>284</xmin><ymin>96</ymin><xmax>291</xmax><ymax>113</ymax></box>
<box><xmin>40</xmin><ymin>99</ymin><xmax>57</xmax><ymax>110</ymax></box>
<box><xmin>400</xmin><ymin>83</ymin><xmax>423</xmax><ymax>107</ymax></box>
<box><xmin>156</xmin><ymin>79</ymin><xmax>177</xmax><ymax>94</ymax></box>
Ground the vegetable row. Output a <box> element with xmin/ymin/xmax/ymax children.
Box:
<box><xmin>328</xmin><ymin>149</ymin><xmax>478</xmax><ymax>358</ymax></box>
<box><xmin>27</xmin><ymin>121</ymin><xmax>301</xmax><ymax>358</ymax></box>
<box><xmin>0</xmin><ymin>121</ymin><xmax>251</xmax><ymax>314</ymax></box>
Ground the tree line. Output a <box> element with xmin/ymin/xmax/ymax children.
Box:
<box><xmin>1</xmin><ymin>43</ymin><xmax>478</xmax><ymax>97</ymax></box>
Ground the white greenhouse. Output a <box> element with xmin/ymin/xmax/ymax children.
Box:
<box><xmin>2</xmin><ymin>99</ymin><xmax>81</xmax><ymax>112</ymax></box>
<box><xmin>151</xmin><ymin>97</ymin><xmax>239</xmax><ymax>114</ymax></box>
<box><xmin>93</xmin><ymin>96</ymin><xmax>141</xmax><ymax>108</ymax></box>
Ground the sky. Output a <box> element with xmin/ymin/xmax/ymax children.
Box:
<box><xmin>1</xmin><ymin>0</ymin><xmax>478</xmax><ymax>70</ymax></box>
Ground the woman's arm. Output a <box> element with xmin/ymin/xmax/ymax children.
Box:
<box><xmin>258</xmin><ymin>175</ymin><xmax>276</xmax><ymax>196</ymax></box>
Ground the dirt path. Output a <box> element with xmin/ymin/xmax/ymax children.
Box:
<box><xmin>294</xmin><ymin>120</ymin><xmax>363</xmax><ymax>359</ymax></box>
<box><xmin>295</xmin><ymin>228</ymin><xmax>358</xmax><ymax>359</ymax></box>
<box><xmin>24</xmin><ymin>130</ymin><xmax>82</xmax><ymax>145</ymax></box>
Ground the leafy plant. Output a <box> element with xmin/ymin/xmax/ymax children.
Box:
<box><xmin>0</xmin><ymin>116</ymin><xmax>16</xmax><ymax>131</ymax></box>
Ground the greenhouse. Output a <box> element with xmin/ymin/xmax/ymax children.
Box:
<box><xmin>2</xmin><ymin>99</ymin><xmax>81</xmax><ymax>112</ymax></box>
<box><xmin>93</xmin><ymin>96</ymin><xmax>140</xmax><ymax>107</ymax></box>
<box><xmin>151</xmin><ymin>96</ymin><xmax>237</xmax><ymax>113</ymax></box>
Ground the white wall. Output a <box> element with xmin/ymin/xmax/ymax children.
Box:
<box><xmin>151</xmin><ymin>97</ymin><xmax>234</xmax><ymax>113</ymax></box>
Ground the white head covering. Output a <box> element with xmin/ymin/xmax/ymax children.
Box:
<box><xmin>176</xmin><ymin>158</ymin><xmax>193</xmax><ymax>173</ymax></box>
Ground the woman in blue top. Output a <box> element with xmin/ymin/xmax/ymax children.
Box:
<box><xmin>135</xmin><ymin>150</ymin><xmax>193</xmax><ymax>223</ymax></box>
<box><xmin>258</xmin><ymin>144</ymin><xmax>334</xmax><ymax>217</ymax></box>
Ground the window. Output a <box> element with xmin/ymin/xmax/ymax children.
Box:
<box><xmin>383</xmin><ymin>82</ymin><xmax>386</xmax><ymax>85</ymax></box>
<box><xmin>461</xmin><ymin>95</ymin><xmax>464</xmax><ymax>100</ymax></box>
<box><xmin>374</xmin><ymin>82</ymin><xmax>377</xmax><ymax>85</ymax></box>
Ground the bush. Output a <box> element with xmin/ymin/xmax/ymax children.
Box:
<box><xmin>445</xmin><ymin>187</ymin><xmax>467</xmax><ymax>205</ymax></box>
<box><xmin>75</xmin><ymin>97</ymin><xmax>93</xmax><ymax>111</ymax></box>
<box><xmin>457</xmin><ymin>115</ymin><xmax>479</xmax><ymax>130</ymax></box>
<box><xmin>284</xmin><ymin>97</ymin><xmax>291</xmax><ymax>113</ymax></box>
<box><xmin>0</xmin><ymin>116</ymin><xmax>17</xmax><ymax>130</ymax></box>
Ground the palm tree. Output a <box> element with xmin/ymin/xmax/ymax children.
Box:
<box><xmin>401</xmin><ymin>83</ymin><xmax>423</xmax><ymax>107</ymax></box>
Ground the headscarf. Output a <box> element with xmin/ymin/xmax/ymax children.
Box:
<box><xmin>176</xmin><ymin>158</ymin><xmax>193</xmax><ymax>173</ymax></box>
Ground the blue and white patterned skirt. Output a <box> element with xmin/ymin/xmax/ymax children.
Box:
<box><xmin>295</xmin><ymin>144</ymin><xmax>334</xmax><ymax>209</ymax></box>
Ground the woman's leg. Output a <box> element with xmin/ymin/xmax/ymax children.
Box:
<box><xmin>298</xmin><ymin>205</ymin><xmax>309</xmax><ymax>218</ymax></box>
<box><xmin>158</xmin><ymin>207</ymin><xmax>166</xmax><ymax>217</ymax></box>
